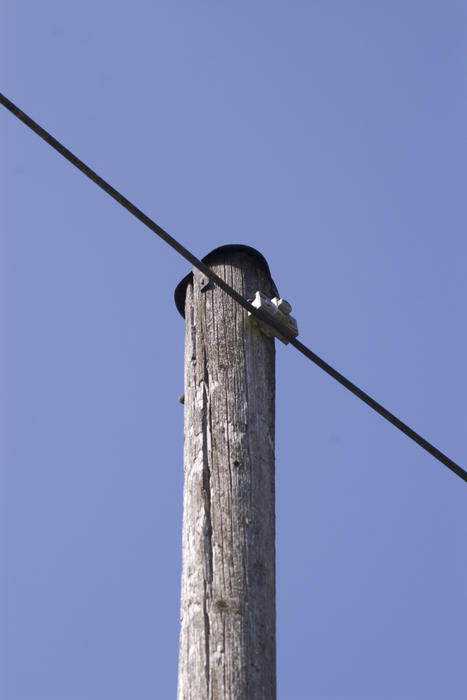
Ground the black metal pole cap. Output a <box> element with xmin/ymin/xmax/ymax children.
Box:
<box><xmin>174</xmin><ymin>244</ymin><xmax>278</xmax><ymax>318</ymax></box>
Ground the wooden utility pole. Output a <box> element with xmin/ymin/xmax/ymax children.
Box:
<box><xmin>175</xmin><ymin>245</ymin><xmax>278</xmax><ymax>699</ymax></box>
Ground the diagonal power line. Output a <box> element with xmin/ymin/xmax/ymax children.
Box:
<box><xmin>1</xmin><ymin>92</ymin><xmax>465</xmax><ymax>483</ymax></box>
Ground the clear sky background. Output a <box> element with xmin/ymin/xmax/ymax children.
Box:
<box><xmin>2</xmin><ymin>2</ymin><xmax>466</xmax><ymax>699</ymax></box>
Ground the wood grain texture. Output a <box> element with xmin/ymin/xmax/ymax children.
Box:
<box><xmin>178</xmin><ymin>251</ymin><xmax>276</xmax><ymax>700</ymax></box>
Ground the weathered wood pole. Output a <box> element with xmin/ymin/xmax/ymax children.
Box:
<box><xmin>175</xmin><ymin>245</ymin><xmax>277</xmax><ymax>699</ymax></box>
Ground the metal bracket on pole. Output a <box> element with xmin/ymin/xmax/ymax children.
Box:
<box><xmin>193</xmin><ymin>266</ymin><xmax>211</xmax><ymax>292</ymax></box>
<box><xmin>247</xmin><ymin>291</ymin><xmax>299</xmax><ymax>344</ymax></box>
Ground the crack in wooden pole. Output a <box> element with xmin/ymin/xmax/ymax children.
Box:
<box><xmin>175</xmin><ymin>247</ymin><xmax>277</xmax><ymax>699</ymax></box>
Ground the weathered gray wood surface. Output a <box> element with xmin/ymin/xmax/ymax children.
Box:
<box><xmin>178</xmin><ymin>251</ymin><xmax>276</xmax><ymax>700</ymax></box>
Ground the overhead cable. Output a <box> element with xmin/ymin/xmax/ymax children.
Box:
<box><xmin>1</xmin><ymin>92</ymin><xmax>465</xmax><ymax>483</ymax></box>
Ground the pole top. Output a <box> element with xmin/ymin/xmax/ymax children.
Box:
<box><xmin>174</xmin><ymin>244</ymin><xmax>278</xmax><ymax>318</ymax></box>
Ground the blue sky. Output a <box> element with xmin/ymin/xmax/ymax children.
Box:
<box><xmin>2</xmin><ymin>2</ymin><xmax>467</xmax><ymax>699</ymax></box>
